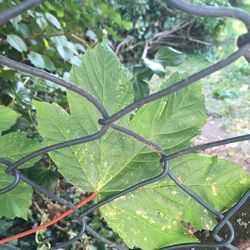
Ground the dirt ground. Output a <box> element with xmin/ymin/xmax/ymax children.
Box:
<box><xmin>196</xmin><ymin>117</ymin><xmax>250</xmax><ymax>173</ymax></box>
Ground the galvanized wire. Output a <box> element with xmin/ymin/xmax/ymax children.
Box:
<box><xmin>0</xmin><ymin>0</ymin><xmax>250</xmax><ymax>249</ymax></box>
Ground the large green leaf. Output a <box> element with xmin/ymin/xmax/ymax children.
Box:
<box><xmin>101</xmin><ymin>154</ymin><xmax>250</xmax><ymax>250</ymax></box>
<box><xmin>35</xmin><ymin>42</ymin><xmax>137</xmax><ymax>192</ymax></box>
<box><xmin>35</xmin><ymin>43</ymin><xmax>205</xmax><ymax>193</ymax></box>
<box><xmin>0</xmin><ymin>105</ymin><xmax>20</xmax><ymax>133</ymax></box>
<box><xmin>35</xmin><ymin>43</ymin><xmax>250</xmax><ymax>248</ymax></box>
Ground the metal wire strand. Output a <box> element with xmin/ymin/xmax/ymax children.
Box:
<box><xmin>159</xmin><ymin>221</ymin><xmax>234</xmax><ymax>249</ymax></box>
<box><xmin>0</xmin><ymin>159</ymin><xmax>20</xmax><ymax>194</ymax></box>
<box><xmin>85</xmin><ymin>225</ymin><xmax>128</xmax><ymax>250</ymax></box>
<box><xmin>0</xmin><ymin>0</ymin><xmax>44</xmax><ymax>26</ymax></box>
<box><xmin>0</xmin><ymin>158</ymin><xmax>80</xmax><ymax>214</ymax></box>
<box><xmin>111</xmin><ymin>124</ymin><xmax>166</xmax><ymax>156</ymax></box>
<box><xmin>52</xmin><ymin>217</ymin><xmax>86</xmax><ymax>250</ymax></box>
<box><xmin>167</xmin><ymin>0</ymin><xmax>250</xmax><ymax>30</ymax></box>
<box><xmin>80</xmin><ymin>160</ymin><xmax>169</xmax><ymax>218</ymax></box>
<box><xmin>99</xmin><ymin>44</ymin><xmax>249</xmax><ymax>125</ymax></box>
<box><xmin>213</xmin><ymin>189</ymin><xmax>250</xmax><ymax>239</ymax></box>
<box><xmin>19</xmin><ymin>173</ymin><xmax>80</xmax><ymax>215</ymax></box>
<box><xmin>161</xmin><ymin>134</ymin><xmax>250</xmax><ymax>161</ymax></box>
<box><xmin>0</xmin><ymin>55</ymin><xmax>108</xmax><ymax>118</ymax></box>
<box><xmin>6</xmin><ymin>125</ymin><xmax>109</xmax><ymax>173</ymax></box>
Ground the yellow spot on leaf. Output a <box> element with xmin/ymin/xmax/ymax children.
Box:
<box><xmin>240</xmin><ymin>178</ymin><xmax>247</xmax><ymax>184</ymax></box>
<box><xmin>211</xmin><ymin>184</ymin><xmax>217</xmax><ymax>196</ymax></box>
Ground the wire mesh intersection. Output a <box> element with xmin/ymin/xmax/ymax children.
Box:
<box><xmin>0</xmin><ymin>0</ymin><xmax>250</xmax><ymax>249</ymax></box>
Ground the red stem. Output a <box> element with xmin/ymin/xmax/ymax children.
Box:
<box><xmin>0</xmin><ymin>192</ymin><xmax>97</xmax><ymax>244</ymax></box>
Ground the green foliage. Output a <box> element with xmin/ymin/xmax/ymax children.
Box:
<box><xmin>166</xmin><ymin>0</ymin><xmax>230</xmax><ymax>38</ymax></box>
<box><xmin>155</xmin><ymin>47</ymin><xmax>187</xmax><ymax>67</ymax></box>
<box><xmin>28</xmin><ymin>52</ymin><xmax>56</xmax><ymax>71</ymax></box>
<box><xmin>34</xmin><ymin>43</ymin><xmax>250</xmax><ymax>248</ymax></box>
<box><xmin>111</xmin><ymin>0</ymin><xmax>165</xmax><ymax>40</ymax></box>
<box><xmin>0</xmin><ymin>106</ymin><xmax>41</xmax><ymax>219</ymax></box>
<box><xmin>111</xmin><ymin>0</ymin><xmax>230</xmax><ymax>45</ymax></box>
<box><xmin>0</xmin><ymin>132</ymin><xmax>41</xmax><ymax>168</ymax></box>
<box><xmin>0</xmin><ymin>0</ymin><xmax>249</xmax><ymax>247</ymax></box>
<box><xmin>0</xmin><ymin>0</ymin><xmax>131</xmax><ymax>73</ymax></box>
<box><xmin>133</xmin><ymin>47</ymin><xmax>186</xmax><ymax>100</ymax></box>
<box><xmin>0</xmin><ymin>0</ymin><xmax>134</xmax><ymax>141</ymax></box>
<box><xmin>24</xmin><ymin>162</ymin><xmax>58</xmax><ymax>192</ymax></box>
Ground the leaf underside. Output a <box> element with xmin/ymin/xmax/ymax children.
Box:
<box><xmin>35</xmin><ymin>42</ymin><xmax>250</xmax><ymax>249</ymax></box>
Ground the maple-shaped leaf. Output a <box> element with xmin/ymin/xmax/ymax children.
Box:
<box><xmin>35</xmin><ymin>42</ymin><xmax>250</xmax><ymax>248</ymax></box>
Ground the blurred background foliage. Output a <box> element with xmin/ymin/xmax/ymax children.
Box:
<box><xmin>0</xmin><ymin>0</ymin><xmax>249</xmax><ymax>249</ymax></box>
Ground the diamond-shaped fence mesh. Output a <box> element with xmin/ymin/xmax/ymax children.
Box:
<box><xmin>0</xmin><ymin>0</ymin><xmax>249</xmax><ymax>249</ymax></box>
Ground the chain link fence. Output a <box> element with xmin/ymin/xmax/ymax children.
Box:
<box><xmin>0</xmin><ymin>0</ymin><xmax>250</xmax><ymax>249</ymax></box>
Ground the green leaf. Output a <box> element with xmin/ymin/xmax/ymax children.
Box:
<box><xmin>133</xmin><ymin>64</ymin><xmax>154</xmax><ymax>81</ymax></box>
<box><xmin>45</xmin><ymin>13</ymin><xmax>62</xmax><ymax>30</ymax></box>
<box><xmin>28</xmin><ymin>52</ymin><xmax>55</xmax><ymax>71</ymax></box>
<box><xmin>155</xmin><ymin>47</ymin><xmax>186</xmax><ymax>67</ymax></box>
<box><xmin>142</xmin><ymin>58</ymin><xmax>166</xmax><ymax>77</ymax></box>
<box><xmin>50</xmin><ymin>36</ymin><xmax>79</xmax><ymax>62</ymax></box>
<box><xmin>35</xmin><ymin>12</ymin><xmax>48</xmax><ymax>30</ymax></box>
<box><xmin>6</xmin><ymin>34</ymin><xmax>27</xmax><ymax>52</ymax></box>
<box><xmin>0</xmin><ymin>69</ymin><xmax>16</xmax><ymax>81</ymax></box>
<box><xmin>24</xmin><ymin>163</ymin><xmax>58</xmax><ymax>191</ymax></box>
<box><xmin>0</xmin><ymin>105</ymin><xmax>20</xmax><ymax>133</ymax></box>
<box><xmin>132</xmin><ymin>78</ymin><xmax>150</xmax><ymax>101</ymax></box>
<box><xmin>101</xmin><ymin>154</ymin><xmax>250</xmax><ymax>250</ymax></box>
<box><xmin>68</xmin><ymin>41</ymin><xmax>133</xmax><ymax>115</ymax></box>
<box><xmin>35</xmin><ymin>43</ymin><xmax>249</xmax><ymax>248</ymax></box>
<box><xmin>3</xmin><ymin>81</ymin><xmax>32</xmax><ymax>110</ymax></box>
<box><xmin>0</xmin><ymin>132</ymin><xmax>42</xmax><ymax>168</ymax></box>
<box><xmin>56</xmin><ymin>45</ymin><xmax>73</xmax><ymax>61</ymax></box>
<box><xmin>0</xmin><ymin>166</ymin><xmax>32</xmax><ymax>219</ymax></box>
<box><xmin>44</xmin><ymin>2</ymin><xmax>64</xmax><ymax>17</ymax></box>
